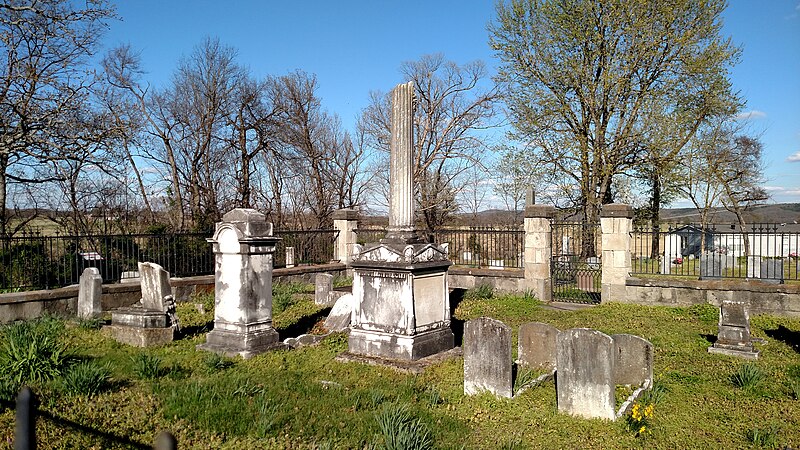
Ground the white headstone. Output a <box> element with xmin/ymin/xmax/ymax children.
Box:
<box><xmin>78</xmin><ymin>267</ymin><xmax>102</xmax><ymax>319</ymax></box>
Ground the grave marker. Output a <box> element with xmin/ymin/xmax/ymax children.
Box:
<box><xmin>464</xmin><ymin>318</ymin><xmax>512</xmax><ymax>398</ymax></box>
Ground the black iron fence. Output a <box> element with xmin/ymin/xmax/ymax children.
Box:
<box><xmin>354</xmin><ymin>227</ymin><xmax>524</xmax><ymax>269</ymax></box>
<box><xmin>273</xmin><ymin>229</ymin><xmax>338</xmax><ymax>268</ymax></box>
<box><xmin>631</xmin><ymin>223</ymin><xmax>800</xmax><ymax>282</ymax></box>
<box><xmin>0</xmin><ymin>229</ymin><xmax>339</xmax><ymax>292</ymax></box>
<box><xmin>550</xmin><ymin>222</ymin><xmax>602</xmax><ymax>303</ymax></box>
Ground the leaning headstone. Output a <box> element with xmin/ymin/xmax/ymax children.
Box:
<box><xmin>139</xmin><ymin>262</ymin><xmax>172</xmax><ymax>312</ymax></box>
<box><xmin>556</xmin><ymin>328</ymin><xmax>615</xmax><ymax>420</ymax></box>
<box><xmin>517</xmin><ymin>322</ymin><xmax>559</xmax><ymax>370</ymax></box>
<box><xmin>78</xmin><ymin>267</ymin><xmax>102</xmax><ymax>319</ymax></box>
<box><xmin>759</xmin><ymin>259</ymin><xmax>784</xmax><ymax>284</ymax></box>
<box><xmin>324</xmin><ymin>293</ymin><xmax>354</xmax><ymax>332</ymax></box>
<box><xmin>611</xmin><ymin>334</ymin><xmax>653</xmax><ymax>386</ymax></box>
<box><xmin>315</xmin><ymin>273</ymin><xmax>334</xmax><ymax>306</ymax></box>
<box><xmin>708</xmin><ymin>301</ymin><xmax>759</xmax><ymax>359</ymax></box>
<box><xmin>106</xmin><ymin>262</ymin><xmax>176</xmax><ymax>347</ymax></box>
<box><xmin>464</xmin><ymin>318</ymin><xmax>512</xmax><ymax>398</ymax></box>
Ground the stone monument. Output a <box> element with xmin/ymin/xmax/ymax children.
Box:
<box><xmin>106</xmin><ymin>262</ymin><xmax>177</xmax><ymax>347</ymax></box>
<box><xmin>708</xmin><ymin>300</ymin><xmax>759</xmax><ymax>359</ymax></box>
<box><xmin>347</xmin><ymin>81</ymin><xmax>453</xmax><ymax>360</ymax></box>
<box><xmin>198</xmin><ymin>209</ymin><xmax>281</xmax><ymax>358</ymax></box>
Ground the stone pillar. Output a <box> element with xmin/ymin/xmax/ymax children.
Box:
<box><xmin>386</xmin><ymin>81</ymin><xmax>417</xmax><ymax>243</ymax></box>
<box><xmin>332</xmin><ymin>208</ymin><xmax>358</xmax><ymax>266</ymax></box>
<box><xmin>523</xmin><ymin>205</ymin><xmax>553</xmax><ymax>302</ymax></box>
<box><xmin>78</xmin><ymin>267</ymin><xmax>102</xmax><ymax>319</ymax></box>
<box><xmin>198</xmin><ymin>208</ymin><xmax>281</xmax><ymax>358</ymax></box>
<box><xmin>600</xmin><ymin>204</ymin><xmax>633</xmax><ymax>303</ymax></box>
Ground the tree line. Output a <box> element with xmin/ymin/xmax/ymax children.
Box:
<box><xmin>0</xmin><ymin>0</ymin><xmax>767</xmax><ymax>239</ymax></box>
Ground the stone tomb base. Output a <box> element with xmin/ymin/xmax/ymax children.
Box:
<box><xmin>104</xmin><ymin>325</ymin><xmax>174</xmax><ymax>347</ymax></box>
<box><xmin>348</xmin><ymin>326</ymin><xmax>454</xmax><ymax>361</ymax></box>
<box><xmin>197</xmin><ymin>320</ymin><xmax>281</xmax><ymax>359</ymax></box>
<box><xmin>105</xmin><ymin>307</ymin><xmax>174</xmax><ymax>347</ymax></box>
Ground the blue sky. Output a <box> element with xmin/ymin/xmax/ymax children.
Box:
<box><xmin>101</xmin><ymin>0</ymin><xmax>800</xmax><ymax>205</ymax></box>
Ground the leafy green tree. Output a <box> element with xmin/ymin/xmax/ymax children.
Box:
<box><xmin>490</xmin><ymin>0</ymin><xmax>742</xmax><ymax>229</ymax></box>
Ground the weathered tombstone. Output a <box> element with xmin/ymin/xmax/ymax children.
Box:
<box><xmin>107</xmin><ymin>262</ymin><xmax>176</xmax><ymax>347</ymax></box>
<box><xmin>463</xmin><ymin>318</ymin><xmax>512</xmax><ymax>398</ymax></box>
<box><xmin>324</xmin><ymin>293</ymin><xmax>353</xmax><ymax>332</ymax></box>
<box><xmin>759</xmin><ymin>258</ymin><xmax>784</xmax><ymax>284</ymax></box>
<box><xmin>561</xmin><ymin>235</ymin><xmax>572</xmax><ymax>255</ymax></box>
<box><xmin>611</xmin><ymin>334</ymin><xmax>653</xmax><ymax>386</ymax></box>
<box><xmin>347</xmin><ymin>82</ymin><xmax>453</xmax><ymax>361</ymax></box>
<box><xmin>198</xmin><ymin>209</ymin><xmax>281</xmax><ymax>358</ymax></box>
<box><xmin>556</xmin><ymin>328</ymin><xmax>615</xmax><ymax>420</ymax></box>
<box><xmin>708</xmin><ymin>301</ymin><xmax>759</xmax><ymax>359</ymax></box>
<box><xmin>699</xmin><ymin>253</ymin><xmax>724</xmax><ymax>279</ymax></box>
<box><xmin>746</xmin><ymin>255</ymin><xmax>762</xmax><ymax>278</ymax></box>
<box><xmin>78</xmin><ymin>267</ymin><xmax>102</xmax><ymax>319</ymax></box>
<box><xmin>285</xmin><ymin>246</ymin><xmax>295</xmax><ymax>268</ymax></box>
<box><xmin>315</xmin><ymin>273</ymin><xmax>334</xmax><ymax>306</ymax></box>
<box><xmin>517</xmin><ymin>322</ymin><xmax>559</xmax><ymax>370</ymax></box>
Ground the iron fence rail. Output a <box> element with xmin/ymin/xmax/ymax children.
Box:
<box><xmin>354</xmin><ymin>227</ymin><xmax>524</xmax><ymax>269</ymax></box>
<box><xmin>0</xmin><ymin>229</ymin><xmax>339</xmax><ymax>291</ymax></box>
<box><xmin>631</xmin><ymin>223</ymin><xmax>800</xmax><ymax>281</ymax></box>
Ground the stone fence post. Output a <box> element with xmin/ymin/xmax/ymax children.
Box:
<box><xmin>332</xmin><ymin>209</ymin><xmax>358</xmax><ymax>267</ymax></box>
<box><xmin>523</xmin><ymin>205</ymin><xmax>553</xmax><ymax>302</ymax></box>
<box><xmin>600</xmin><ymin>204</ymin><xmax>633</xmax><ymax>302</ymax></box>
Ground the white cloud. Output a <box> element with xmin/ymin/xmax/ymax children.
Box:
<box><xmin>735</xmin><ymin>110</ymin><xmax>766</xmax><ymax>120</ymax></box>
<box><xmin>788</xmin><ymin>151</ymin><xmax>800</xmax><ymax>162</ymax></box>
<box><xmin>763</xmin><ymin>186</ymin><xmax>787</xmax><ymax>191</ymax></box>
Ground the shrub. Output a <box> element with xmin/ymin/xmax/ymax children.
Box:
<box><xmin>60</xmin><ymin>361</ymin><xmax>112</xmax><ymax>396</ymax></box>
<box><xmin>464</xmin><ymin>283</ymin><xmax>494</xmax><ymax>301</ymax></box>
<box><xmin>374</xmin><ymin>403</ymin><xmax>434</xmax><ymax>450</ymax></box>
<box><xmin>732</xmin><ymin>363</ymin><xmax>764</xmax><ymax>390</ymax></box>
<box><xmin>131</xmin><ymin>353</ymin><xmax>164</xmax><ymax>379</ymax></box>
<box><xmin>0</xmin><ymin>317</ymin><xmax>69</xmax><ymax>385</ymax></box>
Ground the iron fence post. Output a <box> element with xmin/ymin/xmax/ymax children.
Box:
<box><xmin>14</xmin><ymin>386</ymin><xmax>36</xmax><ymax>450</ymax></box>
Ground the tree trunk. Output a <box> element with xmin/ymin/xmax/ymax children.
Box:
<box><xmin>649</xmin><ymin>172</ymin><xmax>661</xmax><ymax>259</ymax></box>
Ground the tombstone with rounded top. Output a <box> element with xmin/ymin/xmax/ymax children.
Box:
<box><xmin>556</xmin><ymin>328</ymin><xmax>616</xmax><ymax>420</ymax></box>
<box><xmin>517</xmin><ymin>322</ymin><xmax>559</xmax><ymax>370</ymax></box>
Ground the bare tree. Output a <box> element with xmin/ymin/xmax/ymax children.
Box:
<box><xmin>361</xmin><ymin>54</ymin><xmax>498</xmax><ymax>233</ymax></box>
<box><xmin>0</xmin><ymin>0</ymin><xmax>115</xmax><ymax>236</ymax></box>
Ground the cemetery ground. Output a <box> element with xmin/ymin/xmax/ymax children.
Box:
<box><xmin>2</xmin><ymin>284</ymin><xmax>800</xmax><ymax>449</ymax></box>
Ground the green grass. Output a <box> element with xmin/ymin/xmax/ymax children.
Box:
<box><xmin>1</xmin><ymin>292</ymin><xmax>799</xmax><ymax>448</ymax></box>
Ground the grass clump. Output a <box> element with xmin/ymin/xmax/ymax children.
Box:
<box><xmin>131</xmin><ymin>353</ymin><xmax>164</xmax><ymax>379</ymax></box>
<box><xmin>0</xmin><ymin>316</ymin><xmax>70</xmax><ymax>385</ymax></box>
<box><xmin>639</xmin><ymin>381</ymin><xmax>667</xmax><ymax>405</ymax></box>
<box><xmin>60</xmin><ymin>360</ymin><xmax>112</xmax><ymax>396</ymax></box>
<box><xmin>374</xmin><ymin>403</ymin><xmax>434</xmax><ymax>450</ymax></box>
<box><xmin>203</xmin><ymin>353</ymin><xmax>234</xmax><ymax>373</ymax></box>
<box><xmin>746</xmin><ymin>424</ymin><xmax>779</xmax><ymax>449</ymax></box>
<box><xmin>732</xmin><ymin>363</ymin><xmax>765</xmax><ymax>390</ymax></box>
<box><xmin>77</xmin><ymin>317</ymin><xmax>103</xmax><ymax>330</ymax></box>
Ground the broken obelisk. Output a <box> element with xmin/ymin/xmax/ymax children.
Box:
<box><xmin>347</xmin><ymin>81</ymin><xmax>454</xmax><ymax>360</ymax></box>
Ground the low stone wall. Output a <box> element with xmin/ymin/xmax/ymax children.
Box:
<box><xmin>624</xmin><ymin>277</ymin><xmax>800</xmax><ymax>317</ymax></box>
<box><xmin>0</xmin><ymin>263</ymin><xmax>347</xmax><ymax>324</ymax></box>
<box><xmin>448</xmin><ymin>267</ymin><xmax>523</xmax><ymax>292</ymax></box>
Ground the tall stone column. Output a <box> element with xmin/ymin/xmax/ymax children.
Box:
<box><xmin>523</xmin><ymin>205</ymin><xmax>553</xmax><ymax>302</ymax></box>
<box><xmin>600</xmin><ymin>204</ymin><xmax>633</xmax><ymax>303</ymax></box>
<box><xmin>332</xmin><ymin>208</ymin><xmax>359</xmax><ymax>268</ymax></box>
<box><xmin>198</xmin><ymin>209</ymin><xmax>281</xmax><ymax>358</ymax></box>
<box><xmin>386</xmin><ymin>81</ymin><xmax>418</xmax><ymax>243</ymax></box>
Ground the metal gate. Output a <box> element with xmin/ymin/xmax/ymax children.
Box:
<box><xmin>551</xmin><ymin>221</ymin><xmax>601</xmax><ymax>304</ymax></box>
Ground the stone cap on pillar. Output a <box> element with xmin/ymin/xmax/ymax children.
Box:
<box><xmin>600</xmin><ymin>203</ymin><xmax>633</xmax><ymax>218</ymax></box>
<box><xmin>219</xmin><ymin>208</ymin><xmax>273</xmax><ymax>238</ymax></box>
<box><xmin>332</xmin><ymin>208</ymin><xmax>359</xmax><ymax>221</ymax></box>
<box><xmin>524</xmin><ymin>204</ymin><xmax>555</xmax><ymax>219</ymax></box>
